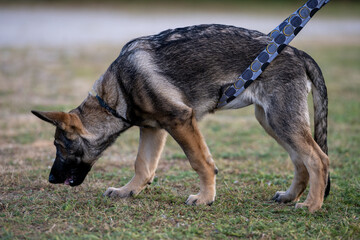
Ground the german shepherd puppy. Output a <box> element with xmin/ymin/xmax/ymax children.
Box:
<box><xmin>32</xmin><ymin>24</ymin><xmax>330</xmax><ymax>212</ymax></box>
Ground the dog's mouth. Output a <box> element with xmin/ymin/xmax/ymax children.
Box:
<box><xmin>64</xmin><ymin>176</ymin><xmax>75</xmax><ymax>186</ymax></box>
<box><xmin>49</xmin><ymin>160</ymin><xmax>92</xmax><ymax>187</ymax></box>
<box><xmin>63</xmin><ymin>173</ymin><xmax>83</xmax><ymax>187</ymax></box>
<box><xmin>49</xmin><ymin>171</ymin><xmax>78</xmax><ymax>186</ymax></box>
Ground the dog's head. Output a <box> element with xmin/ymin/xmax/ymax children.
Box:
<box><xmin>32</xmin><ymin>110</ymin><xmax>94</xmax><ymax>187</ymax></box>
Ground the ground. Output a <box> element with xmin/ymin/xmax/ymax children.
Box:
<box><xmin>0</xmin><ymin>2</ymin><xmax>359</xmax><ymax>239</ymax></box>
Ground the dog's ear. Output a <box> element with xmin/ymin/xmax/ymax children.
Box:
<box><xmin>31</xmin><ymin>110</ymin><xmax>86</xmax><ymax>135</ymax></box>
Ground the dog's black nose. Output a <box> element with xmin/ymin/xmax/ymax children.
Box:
<box><xmin>49</xmin><ymin>174</ymin><xmax>57</xmax><ymax>183</ymax></box>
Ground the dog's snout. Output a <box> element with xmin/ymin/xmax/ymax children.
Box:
<box><xmin>49</xmin><ymin>174</ymin><xmax>57</xmax><ymax>183</ymax></box>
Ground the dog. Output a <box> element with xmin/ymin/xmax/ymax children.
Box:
<box><xmin>32</xmin><ymin>24</ymin><xmax>330</xmax><ymax>212</ymax></box>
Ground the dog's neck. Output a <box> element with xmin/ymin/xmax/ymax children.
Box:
<box><xmin>90</xmin><ymin>73</ymin><xmax>128</xmax><ymax>121</ymax></box>
<box><xmin>77</xmin><ymin>72</ymin><xmax>131</xmax><ymax>136</ymax></box>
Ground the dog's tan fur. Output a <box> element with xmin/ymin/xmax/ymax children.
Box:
<box><xmin>104</xmin><ymin>127</ymin><xmax>167</xmax><ymax>197</ymax></box>
<box><xmin>166</xmin><ymin>112</ymin><xmax>217</xmax><ymax>205</ymax></box>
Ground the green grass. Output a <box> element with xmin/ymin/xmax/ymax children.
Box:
<box><xmin>0</xmin><ymin>43</ymin><xmax>359</xmax><ymax>239</ymax></box>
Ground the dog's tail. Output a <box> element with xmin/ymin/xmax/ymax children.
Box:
<box><xmin>302</xmin><ymin>51</ymin><xmax>330</xmax><ymax>199</ymax></box>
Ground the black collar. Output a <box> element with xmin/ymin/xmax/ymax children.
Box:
<box><xmin>95</xmin><ymin>94</ymin><xmax>133</xmax><ymax>125</ymax></box>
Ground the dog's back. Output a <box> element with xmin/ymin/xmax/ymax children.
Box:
<box><xmin>111</xmin><ymin>24</ymin><xmax>309</xmax><ymax>119</ymax></box>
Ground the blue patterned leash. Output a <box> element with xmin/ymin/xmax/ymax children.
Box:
<box><xmin>217</xmin><ymin>0</ymin><xmax>330</xmax><ymax>108</ymax></box>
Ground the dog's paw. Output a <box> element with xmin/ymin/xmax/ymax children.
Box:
<box><xmin>271</xmin><ymin>191</ymin><xmax>295</xmax><ymax>203</ymax></box>
<box><xmin>103</xmin><ymin>187</ymin><xmax>135</xmax><ymax>198</ymax></box>
<box><xmin>185</xmin><ymin>193</ymin><xmax>215</xmax><ymax>206</ymax></box>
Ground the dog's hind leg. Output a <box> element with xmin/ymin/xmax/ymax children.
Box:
<box><xmin>165</xmin><ymin>110</ymin><xmax>217</xmax><ymax>206</ymax></box>
<box><xmin>255</xmin><ymin>105</ymin><xmax>309</xmax><ymax>203</ymax></box>
<box><xmin>104</xmin><ymin>127</ymin><xmax>167</xmax><ymax>197</ymax></box>
<box><xmin>256</xmin><ymin>104</ymin><xmax>329</xmax><ymax>212</ymax></box>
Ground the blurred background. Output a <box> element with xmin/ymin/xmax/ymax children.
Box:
<box><xmin>1</xmin><ymin>1</ymin><xmax>359</xmax><ymax>238</ymax></box>
<box><xmin>1</xmin><ymin>0</ymin><xmax>360</xmax><ymax>47</ymax></box>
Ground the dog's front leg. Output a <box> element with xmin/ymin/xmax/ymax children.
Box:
<box><xmin>104</xmin><ymin>127</ymin><xmax>167</xmax><ymax>198</ymax></box>
<box><xmin>166</xmin><ymin>112</ymin><xmax>217</xmax><ymax>206</ymax></box>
